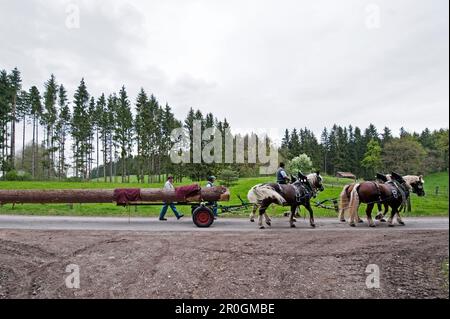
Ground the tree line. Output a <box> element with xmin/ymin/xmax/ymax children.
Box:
<box><xmin>280</xmin><ymin>124</ymin><xmax>449</xmax><ymax>179</ymax></box>
<box><xmin>0</xmin><ymin>67</ymin><xmax>263</xmax><ymax>182</ymax></box>
<box><xmin>1</xmin><ymin>67</ymin><xmax>448</xmax><ymax>182</ymax></box>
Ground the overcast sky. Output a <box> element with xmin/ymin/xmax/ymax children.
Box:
<box><xmin>1</xmin><ymin>0</ymin><xmax>448</xmax><ymax>144</ymax></box>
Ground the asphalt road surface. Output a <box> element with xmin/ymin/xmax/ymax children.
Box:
<box><xmin>0</xmin><ymin>215</ymin><xmax>447</xmax><ymax>231</ymax></box>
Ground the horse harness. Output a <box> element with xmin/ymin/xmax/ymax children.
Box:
<box><xmin>381</xmin><ymin>180</ymin><xmax>409</xmax><ymax>209</ymax></box>
<box><xmin>293</xmin><ymin>181</ymin><xmax>313</xmax><ymax>203</ymax></box>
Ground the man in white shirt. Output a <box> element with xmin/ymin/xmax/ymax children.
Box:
<box><xmin>159</xmin><ymin>175</ymin><xmax>184</xmax><ymax>221</ymax></box>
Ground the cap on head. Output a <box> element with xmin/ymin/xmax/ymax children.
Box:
<box><xmin>208</xmin><ymin>175</ymin><xmax>216</xmax><ymax>182</ymax></box>
<box><xmin>167</xmin><ymin>175</ymin><xmax>174</xmax><ymax>180</ymax></box>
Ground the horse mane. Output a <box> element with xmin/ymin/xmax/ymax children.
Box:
<box><xmin>307</xmin><ymin>173</ymin><xmax>317</xmax><ymax>185</ymax></box>
<box><xmin>403</xmin><ymin>175</ymin><xmax>425</xmax><ymax>184</ymax></box>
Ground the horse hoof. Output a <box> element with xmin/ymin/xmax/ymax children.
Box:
<box><xmin>388</xmin><ymin>224</ymin><xmax>395</xmax><ymax>228</ymax></box>
<box><xmin>292</xmin><ymin>218</ymin><xmax>297</xmax><ymax>222</ymax></box>
<box><xmin>369</xmin><ymin>224</ymin><xmax>376</xmax><ymax>228</ymax></box>
<box><xmin>350</xmin><ymin>223</ymin><xmax>356</xmax><ymax>227</ymax></box>
<box><xmin>340</xmin><ymin>219</ymin><xmax>346</xmax><ymax>223</ymax></box>
<box><xmin>250</xmin><ymin>219</ymin><xmax>254</xmax><ymax>222</ymax></box>
<box><xmin>398</xmin><ymin>221</ymin><xmax>405</xmax><ymax>226</ymax></box>
<box><xmin>290</xmin><ymin>224</ymin><xmax>296</xmax><ymax>228</ymax></box>
<box><xmin>310</xmin><ymin>224</ymin><xmax>316</xmax><ymax>228</ymax></box>
<box><xmin>266</xmin><ymin>222</ymin><xmax>271</xmax><ymax>226</ymax></box>
<box><xmin>259</xmin><ymin>226</ymin><xmax>265</xmax><ymax>229</ymax></box>
<box><xmin>380</xmin><ymin>219</ymin><xmax>386</xmax><ymax>223</ymax></box>
<box><xmin>358</xmin><ymin>220</ymin><xmax>364</xmax><ymax>223</ymax></box>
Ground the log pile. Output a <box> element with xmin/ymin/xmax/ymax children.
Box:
<box><xmin>0</xmin><ymin>186</ymin><xmax>230</xmax><ymax>205</ymax></box>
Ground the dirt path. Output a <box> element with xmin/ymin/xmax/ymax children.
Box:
<box><xmin>0</xmin><ymin>228</ymin><xmax>448</xmax><ymax>299</ymax></box>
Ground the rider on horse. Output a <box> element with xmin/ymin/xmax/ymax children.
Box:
<box><xmin>276</xmin><ymin>162</ymin><xmax>290</xmax><ymax>184</ymax></box>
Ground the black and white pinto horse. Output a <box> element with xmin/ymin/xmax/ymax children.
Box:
<box><xmin>247</xmin><ymin>172</ymin><xmax>324</xmax><ymax>229</ymax></box>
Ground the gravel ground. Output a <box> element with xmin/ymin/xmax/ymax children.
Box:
<box><xmin>0</xmin><ymin>227</ymin><xmax>448</xmax><ymax>299</ymax></box>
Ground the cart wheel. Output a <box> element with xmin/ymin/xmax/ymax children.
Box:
<box><xmin>192</xmin><ymin>206</ymin><xmax>214</xmax><ymax>228</ymax></box>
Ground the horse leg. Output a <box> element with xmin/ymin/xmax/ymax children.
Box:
<box><xmin>258</xmin><ymin>209</ymin><xmax>265</xmax><ymax>229</ymax></box>
<box><xmin>375</xmin><ymin>202</ymin><xmax>384</xmax><ymax>220</ymax></box>
<box><xmin>258</xmin><ymin>200</ymin><xmax>271</xmax><ymax>229</ymax></box>
<box><xmin>264</xmin><ymin>212</ymin><xmax>272</xmax><ymax>226</ymax></box>
<box><xmin>338</xmin><ymin>207</ymin><xmax>345</xmax><ymax>222</ymax></box>
<box><xmin>380</xmin><ymin>204</ymin><xmax>388</xmax><ymax>222</ymax></box>
<box><xmin>338</xmin><ymin>196</ymin><xmax>347</xmax><ymax>222</ymax></box>
<box><xmin>366</xmin><ymin>203</ymin><xmax>375</xmax><ymax>227</ymax></box>
<box><xmin>387</xmin><ymin>206</ymin><xmax>397</xmax><ymax>227</ymax></box>
<box><xmin>250</xmin><ymin>204</ymin><xmax>258</xmax><ymax>222</ymax></box>
<box><xmin>396</xmin><ymin>209</ymin><xmax>405</xmax><ymax>226</ymax></box>
<box><xmin>289</xmin><ymin>205</ymin><xmax>296</xmax><ymax>228</ymax></box>
<box><xmin>305</xmin><ymin>202</ymin><xmax>315</xmax><ymax>228</ymax></box>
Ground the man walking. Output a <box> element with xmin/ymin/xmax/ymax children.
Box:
<box><xmin>206</xmin><ymin>175</ymin><xmax>218</xmax><ymax>219</ymax></box>
<box><xmin>159</xmin><ymin>175</ymin><xmax>184</xmax><ymax>221</ymax></box>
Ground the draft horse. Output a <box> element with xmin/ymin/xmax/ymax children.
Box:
<box><xmin>347</xmin><ymin>172</ymin><xmax>411</xmax><ymax>227</ymax></box>
<box><xmin>247</xmin><ymin>172</ymin><xmax>324</xmax><ymax>229</ymax></box>
<box><xmin>338</xmin><ymin>173</ymin><xmax>425</xmax><ymax>223</ymax></box>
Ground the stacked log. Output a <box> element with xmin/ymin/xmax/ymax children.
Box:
<box><xmin>0</xmin><ymin>186</ymin><xmax>230</xmax><ymax>205</ymax></box>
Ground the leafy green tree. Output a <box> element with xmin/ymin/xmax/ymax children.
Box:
<box><xmin>361</xmin><ymin>139</ymin><xmax>382</xmax><ymax>179</ymax></box>
<box><xmin>218</xmin><ymin>168</ymin><xmax>239</xmax><ymax>187</ymax></box>
<box><xmin>382</xmin><ymin>137</ymin><xmax>426</xmax><ymax>175</ymax></box>
<box><xmin>288</xmin><ymin>153</ymin><xmax>313</xmax><ymax>175</ymax></box>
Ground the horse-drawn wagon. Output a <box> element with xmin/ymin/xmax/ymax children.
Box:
<box><xmin>0</xmin><ymin>184</ymin><xmax>231</xmax><ymax>228</ymax></box>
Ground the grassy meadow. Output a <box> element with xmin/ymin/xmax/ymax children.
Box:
<box><xmin>0</xmin><ymin>172</ymin><xmax>448</xmax><ymax>218</ymax></box>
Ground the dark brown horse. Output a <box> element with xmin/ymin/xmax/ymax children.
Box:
<box><xmin>247</xmin><ymin>172</ymin><xmax>324</xmax><ymax>229</ymax></box>
<box><xmin>348</xmin><ymin>173</ymin><xmax>410</xmax><ymax>227</ymax></box>
<box><xmin>338</xmin><ymin>174</ymin><xmax>425</xmax><ymax>223</ymax></box>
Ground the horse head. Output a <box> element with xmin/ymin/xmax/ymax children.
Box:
<box><xmin>308</xmin><ymin>171</ymin><xmax>324</xmax><ymax>193</ymax></box>
<box><xmin>404</xmin><ymin>175</ymin><xmax>426</xmax><ymax>197</ymax></box>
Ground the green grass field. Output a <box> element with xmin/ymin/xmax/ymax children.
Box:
<box><xmin>0</xmin><ymin>172</ymin><xmax>448</xmax><ymax>218</ymax></box>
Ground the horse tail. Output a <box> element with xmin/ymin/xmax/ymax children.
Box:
<box><xmin>247</xmin><ymin>184</ymin><xmax>286</xmax><ymax>205</ymax></box>
<box><xmin>338</xmin><ymin>185</ymin><xmax>351</xmax><ymax>220</ymax></box>
<box><xmin>247</xmin><ymin>184</ymin><xmax>261</xmax><ymax>204</ymax></box>
<box><xmin>348</xmin><ymin>183</ymin><xmax>361</xmax><ymax>223</ymax></box>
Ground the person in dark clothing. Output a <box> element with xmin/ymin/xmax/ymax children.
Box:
<box><xmin>276</xmin><ymin>162</ymin><xmax>290</xmax><ymax>184</ymax></box>
<box><xmin>206</xmin><ymin>176</ymin><xmax>218</xmax><ymax>218</ymax></box>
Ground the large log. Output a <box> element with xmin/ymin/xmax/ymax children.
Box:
<box><xmin>0</xmin><ymin>186</ymin><xmax>230</xmax><ymax>205</ymax></box>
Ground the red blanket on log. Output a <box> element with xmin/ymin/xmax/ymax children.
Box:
<box><xmin>114</xmin><ymin>188</ymin><xmax>142</xmax><ymax>206</ymax></box>
<box><xmin>175</xmin><ymin>184</ymin><xmax>201</xmax><ymax>200</ymax></box>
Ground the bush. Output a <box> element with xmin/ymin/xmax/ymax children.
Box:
<box><xmin>218</xmin><ymin>169</ymin><xmax>239</xmax><ymax>187</ymax></box>
<box><xmin>4</xmin><ymin>170</ymin><xmax>32</xmax><ymax>181</ymax></box>
<box><xmin>287</xmin><ymin>154</ymin><xmax>313</xmax><ymax>175</ymax></box>
<box><xmin>66</xmin><ymin>176</ymin><xmax>84</xmax><ymax>182</ymax></box>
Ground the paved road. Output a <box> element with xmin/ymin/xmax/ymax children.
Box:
<box><xmin>0</xmin><ymin>215</ymin><xmax>447</xmax><ymax>232</ymax></box>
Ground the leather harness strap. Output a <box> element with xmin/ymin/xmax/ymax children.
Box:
<box><xmin>371</xmin><ymin>181</ymin><xmax>382</xmax><ymax>203</ymax></box>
